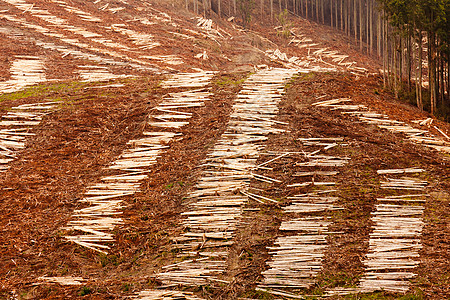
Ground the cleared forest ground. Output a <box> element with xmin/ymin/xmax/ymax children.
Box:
<box><xmin>0</xmin><ymin>72</ymin><xmax>448</xmax><ymax>300</ymax></box>
<box><xmin>0</xmin><ymin>1</ymin><xmax>449</xmax><ymax>299</ymax></box>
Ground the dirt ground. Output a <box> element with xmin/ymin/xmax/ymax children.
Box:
<box><xmin>0</xmin><ymin>1</ymin><xmax>449</xmax><ymax>299</ymax></box>
<box><xmin>0</xmin><ymin>71</ymin><xmax>448</xmax><ymax>299</ymax></box>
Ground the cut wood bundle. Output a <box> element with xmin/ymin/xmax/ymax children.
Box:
<box><xmin>314</xmin><ymin>98</ymin><xmax>450</xmax><ymax>155</ymax></box>
<box><xmin>37</xmin><ymin>276</ymin><xmax>86</xmax><ymax>286</ymax></box>
<box><xmin>284</xmin><ymin>202</ymin><xmax>342</xmax><ymax>214</ymax></box>
<box><xmin>0</xmin><ymin>99</ymin><xmax>57</xmax><ymax>173</ymax></box>
<box><xmin>294</xmin><ymin>171</ymin><xmax>339</xmax><ymax>177</ymax></box>
<box><xmin>78</xmin><ymin>66</ymin><xmax>131</xmax><ymax>82</ymax></box>
<box><xmin>296</xmin><ymin>156</ymin><xmax>349</xmax><ymax>167</ymax></box>
<box><xmin>259</xmin><ymin>134</ymin><xmax>349</xmax><ymax>296</ymax></box>
<box><xmin>359</xmin><ymin>116</ymin><xmax>404</xmax><ymax>125</ymax></box>
<box><xmin>377</xmin><ymin>168</ymin><xmax>425</xmax><ymax>175</ymax></box>
<box><xmin>377</xmin><ymin>195</ymin><xmax>428</xmax><ymax>203</ymax></box>
<box><xmin>160</xmin><ymin>72</ymin><xmax>215</xmax><ymax>88</ymax></box>
<box><xmin>287</xmin><ymin>181</ymin><xmax>336</xmax><ymax>188</ymax></box>
<box><xmin>279</xmin><ymin>218</ymin><xmax>331</xmax><ymax>233</ymax></box>
<box><xmin>259</xmin><ymin>232</ymin><xmax>329</xmax><ymax>290</ymax></box>
<box><xmin>312</xmin><ymin>98</ymin><xmax>352</xmax><ymax>107</ymax></box>
<box><xmin>378</xmin><ymin>125</ymin><xmax>428</xmax><ymax>136</ymax></box>
<box><xmin>381</xmin><ymin>178</ymin><xmax>428</xmax><ymax>190</ymax></box>
<box><xmin>0</xmin><ymin>57</ymin><xmax>46</xmax><ymax>94</ymax></box>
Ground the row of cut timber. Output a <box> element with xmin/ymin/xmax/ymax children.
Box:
<box><xmin>2</xmin><ymin>0</ymin><xmax>154</xmax><ymax>52</ymax></box>
<box><xmin>0</xmin><ymin>12</ymin><xmax>155</xmax><ymax>74</ymax></box>
<box><xmin>328</xmin><ymin>170</ymin><xmax>429</xmax><ymax>296</ymax></box>
<box><xmin>312</xmin><ymin>98</ymin><xmax>450</xmax><ymax>153</ymax></box>
<box><xmin>0</xmin><ymin>0</ymin><xmax>159</xmax><ymax>76</ymax></box>
<box><xmin>135</xmin><ymin>68</ymin><xmax>298</xmax><ymax>299</ymax></box>
<box><xmin>359</xmin><ymin>170</ymin><xmax>427</xmax><ymax>294</ymax></box>
<box><xmin>0</xmin><ymin>101</ymin><xmax>57</xmax><ymax>173</ymax></box>
<box><xmin>258</xmin><ymin>137</ymin><xmax>348</xmax><ymax>297</ymax></box>
<box><xmin>62</xmin><ymin>72</ymin><xmax>215</xmax><ymax>254</ymax></box>
<box><xmin>312</xmin><ymin>99</ymin><xmax>433</xmax><ymax>296</ymax></box>
<box><xmin>0</xmin><ymin>56</ymin><xmax>46</xmax><ymax>94</ymax></box>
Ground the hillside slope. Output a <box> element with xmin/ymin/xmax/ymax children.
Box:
<box><xmin>0</xmin><ymin>1</ymin><xmax>449</xmax><ymax>299</ymax></box>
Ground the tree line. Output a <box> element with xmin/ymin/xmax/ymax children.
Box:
<box><xmin>184</xmin><ymin>0</ymin><xmax>450</xmax><ymax>119</ymax></box>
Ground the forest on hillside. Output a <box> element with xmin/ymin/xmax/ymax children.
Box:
<box><xmin>185</xmin><ymin>0</ymin><xmax>450</xmax><ymax>120</ymax></box>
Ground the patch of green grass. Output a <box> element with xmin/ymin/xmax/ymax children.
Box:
<box><xmin>297</xmin><ymin>72</ymin><xmax>316</xmax><ymax>82</ymax></box>
<box><xmin>78</xmin><ymin>286</ymin><xmax>92</xmax><ymax>296</ymax></box>
<box><xmin>165</xmin><ymin>182</ymin><xmax>174</xmax><ymax>189</ymax></box>
<box><xmin>215</xmin><ymin>76</ymin><xmax>246</xmax><ymax>87</ymax></box>
<box><xmin>98</xmin><ymin>253</ymin><xmax>121</xmax><ymax>267</ymax></box>
<box><xmin>122</xmin><ymin>283</ymin><xmax>131</xmax><ymax>292</ymax></box>
<box><xmin>0</xmin><ymin>81</ymin><xmax>87</xmax><ymax>103</ymax></box>
<box><xmin>164</xmin><ymin>181</ymin><xmax>184</xmax><ymax>189</ymax></box>
<box><xmin>319</xmin><ymin>272</ymin><xmax>359</xmax><ymax>289</ymax></box>
<box><xmin>241</xmin><ymin>289</ymin><xmax>274</xmax><ymax>299</ymax></box>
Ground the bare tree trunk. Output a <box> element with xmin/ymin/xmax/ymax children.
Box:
<box><xmin>448</xmin><ymin>55</ymin><xmax>450</xmax><ymax>110</ymax></box>
<box><xmin>407</xmin><ymin>33</ymin><xmax>412</xmax><ymax>90</ymax></box>
<box><xmin>315</xmin><ymin>0</ymin><xmax>318</xmax><ymax>22</ymax></box>
<box><xmin>377</xmin><ymin>6</ymin><xmax>381</xmax><ymax>57</ymax></box>
<box><xmin>366</xmin><ymin>0</ymin><xmax>370</xmax><ymax>54</ymax></box>
<box><xmin>439</xmin><ymin>51</ymin><xmax>445</xmax><ymax>108</ymax></box>
<box><xmin>429</xmin><ymin>31</ymin><xmax>437</xmax><ymax>114</ymax></box>
<box><xmin>261</xmin><ymin>0</ymin><xmax>264</xmax><ymax>17</ymax></box>
<box><xmin>359</xmin><ymin>0</ymin><xmax>363</xmax><ymax>51</ymax></box>
<box><xmin>321</xmin><ymin>0</ymin><xmax>324</xmax><ymax>24</ymax></box>
<box><xmin>393</xmin><ymin>35</ymin><xmax>399</xmax><ymax>98</ymax></box>
<box><xmin>330</xmin><ymin>1</ymin><xmax>333</xmax><ymax>28</ymax></box>
<box><xmin>271</xmin><ymin>0</ymin><xmax>273</xmax><ymax>21</ymax></box>
<box><xmin>306</xmin><ymin>0</ymin><xmax>309</xmax><ymax>19</ymax></box>
<box><xmin>353</xmin><ymin>0</ymin><xmax>357</xmax><ymax>41</ymax></box>
<box><xmin>418</xmin><ymin>31</ymin><xmax>424</xmax><ymax>110</ymax></box>
<box><xmin>369</xmin><ymin>0</ymin><xmax>373</xmax><ymax>54</ymax></box>
<box><xmin>383</xmin><ymin>15</ymin><xmax>387</xmax><ymax>87</ymax></box>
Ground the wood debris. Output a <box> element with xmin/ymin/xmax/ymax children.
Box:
<box><xmin>0</xmin><ymin>56</ymin><xmax>46</xmax><ymax>94</ymax></box>
<box><xmin>151</xmin><ymin>68</ymin><xmax>298</xmax><ymax>289</ymax></box>
<box><xmin>0</xmin><ymin>101</ymin><xmax>57</xmax><ymax>173</ymax></box>
<box><xmin>135</xmin><ymin>290</ymin><xmax>205</xmax><ymax>300</ymax></box>
<box><xmin>259</xmin><ymin>135</ymin><xmax>347</xmax><ymax>296</ymax></box>
<box><xmin>358</xmin><ymin>169</ymin><xmax>427</xmax><ymax>294</ymax></box>
<box><xmin>63</xmin><ymin>72</ymin><xmax>214</xmax><ymax>253</ymax></box>
<box><xmin>36</xmin><ymin>276</ymin><xmax>86</xmax><ymax>286</ymax></box>
<box><xmin>0</xmin><ymin>2</ymin><xmax>160</xmax><ymax>72</ymax></box>
<box><xmin>313</xmin><ymin>98</ymin><xmax>450</xmax><ymax>153</ymax></box>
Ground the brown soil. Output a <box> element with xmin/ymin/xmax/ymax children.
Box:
<box><xmin>0</xmin><ymin>1</ymin><xmax>449</xmax><ymax>299</ymax></box>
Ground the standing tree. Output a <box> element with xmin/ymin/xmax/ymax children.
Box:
<box><xmin>238</xmin><ymin>0</ymin><xmax>255</xmax><ymax>27</ymax></box>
